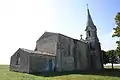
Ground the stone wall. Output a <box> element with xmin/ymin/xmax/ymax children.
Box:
<box><xmin>29</xmin><ymin>53</ymin><xmax>55</xmax><ymax>73</ymax></box>
<box><xmin>36</xmin><ymin>33</ymin><xmax>58</xmax><ymax>54</ymax></box>
<box><xmin>56</xmin><ymin>35</ymin><xmax>75</xmax><ymax>71</ymax></box>
<box><xmin>87</xmin><ymin>40</ymin><xmax>103</xmax><ymax>70</ymax></box>
<box><xmin>10</xmin><ymin>49</ymin><xmax>29</xmax><ymax>73</ymax></box>
<box><xmin>10</xmin><ymin>32</ymin><xmax>90</xmax><ymax>73</ymax></box>
<box><xmin>56</xmin><ymin>34</ymin><xmax>89</xmax><ymax>71</ymax></box>
<box><xmin>76</xmin><ymin>41</ymin><xmax>89</xmax><ymax>70</ymax></box>
<box><xmin>93</xmin><ymin>42</ymin><xmax>103</xmax><ymax>70</ymax></box>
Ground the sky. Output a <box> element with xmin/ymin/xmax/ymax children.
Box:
<box><xmin>0</xmin><ymin>0</ymin><xmax>120</xmax><ymax>64</ymax></box>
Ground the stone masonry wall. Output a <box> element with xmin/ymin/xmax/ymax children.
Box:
<box><xmin>76</xmin><ymin>41</ymin><xmax>89</xmax><ymax>70</ymax></box>
<box><xmin>56</xmin><ymin>34</ymin><xmax>89</xmax><ymax>71</ymax></box>
<box><xmin>57</xmin><ymin>35</ymin><xmax>75</xmax><ymax>71</ymax></box>
<box><xmin>29</xmin><ymin>53</ymin><xmax>55</xmax><ymax>73</ymax></box>
<box><xmin>36</xmin><ymin>34</ymin><xmax>58</xmax><ymax>54</ymax></box>
<box><xmin>10</xmin><ymin>49</ymin><xmax>29</xmax><ymax>73</ymax></box>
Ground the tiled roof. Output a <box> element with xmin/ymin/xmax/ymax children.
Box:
<box><xmin>37</xmin><ymin>31</ymin><xmax>87</xmax><ymax>44</ymax></box>
<box><xmin>20</xmin><ymin>48</ymin><xmax>55</xmax><ymax>56</ymax></box>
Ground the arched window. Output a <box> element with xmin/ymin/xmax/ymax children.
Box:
<box><xmin>16</xmin><ymin>53</ymin><xmax>20</xmax><ymax>65</ymax></box>
<box><xmin>68</xmin><ymin>44</ymin><xmax>71</xmax><ymax>56</ymax></box>
<box><xmin>88</xmin><ymin>31</ymin><xmax>91</xmax><ymax>36</ymax></box>
<box><xmin>89</xmin><ymin>43</ymin><xmax>92</xmax><ymax>49</ymax></box>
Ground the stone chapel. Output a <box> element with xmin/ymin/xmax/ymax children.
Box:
<box><xmin>10</xmin><ymin>7</ymin><xmax>104</xmax><ymax>73</ymax></box>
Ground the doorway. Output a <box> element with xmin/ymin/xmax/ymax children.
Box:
<box><xmin>48</xmin><ymin>59</ymin><xmax>53</xmax><ymax>71</ymax></box>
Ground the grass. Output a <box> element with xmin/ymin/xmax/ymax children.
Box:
<box><xmin>104</xmin><ymin>65</ymin><xmax>120</xmax><ymax>69</ymax></box>
<box><xmin>0</xmin><ymin>65</ymin><xmax>120</xmax><ymax>80</ymax></box>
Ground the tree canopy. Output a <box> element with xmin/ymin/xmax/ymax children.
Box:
<box><xmin>102</xmin><ymin>12</ymin><xmax>120</xmax><ymax>69</ymax></box>
<box><xmin>112</xmin><ymin>12</ymin><xmax>120</xmax><ymax>37</ymax></box>
<box><xmin>102</xmin><ymin>50</ymin><xmax>118</xmax><ymax>64</ymax></box>
<box><xmin>112</xmin><ymin>12</ymin><xmax>120</xmax><ymax>56</ymax></box>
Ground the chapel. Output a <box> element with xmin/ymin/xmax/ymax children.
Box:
<box><xmin>10</xmin><ymin>7</ymin><xmax>103</xmax><ymax>73</ymax></box>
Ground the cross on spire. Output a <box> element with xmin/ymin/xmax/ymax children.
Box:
<box><xmin>80</xmin><ymin>34</ymin><xmax>83</xmax><ymax>39</ymax></box>
<box><xmin>86</xmin><ymin>4</ymin><xmax>88</xmax><ymax>9</ymax></box>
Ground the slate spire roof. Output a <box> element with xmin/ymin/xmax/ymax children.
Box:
<box><xmin>85</xmin><ymin>4</ymin><xmax>96</xmax><ymax>31</ymax></box>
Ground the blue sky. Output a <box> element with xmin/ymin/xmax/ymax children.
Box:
<box><xmin>0</xmin><ymin>0</ymin><xmax>120</xmax><ymax>64</ymax></box>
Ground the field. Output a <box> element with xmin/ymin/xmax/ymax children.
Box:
<box><xmin>0</xmin><ymin>65</ymin><xmax>120</xmax><ymax>80</ymax></box>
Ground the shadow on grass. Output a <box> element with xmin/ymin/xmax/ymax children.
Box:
<box><xmin>31</xmin><ymin>69</ymin><xmax>120</xmax><ymax>77</ymax></box>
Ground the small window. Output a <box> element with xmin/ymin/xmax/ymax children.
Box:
<box><xmin>16</xmin><ymin>53</ymin><xmax>20</xmax><ymax>65</ymax></box>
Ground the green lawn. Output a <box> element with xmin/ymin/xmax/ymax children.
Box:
<box><xmin>0</xmin><ymin>65</ymin><xmax>120</xmax><ymax>80</ymax></box>
<box><xmin>104</xmin><ymin>65</ymin><xmax>120</xmax><ymax>69</ymax></box>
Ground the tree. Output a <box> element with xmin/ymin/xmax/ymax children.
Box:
<box><xmin>102</xmin><ymin>50</ymin><xmax>109</xmax><ymax>64</ymax></box>
<box><xmin>112</xmin><ymin>12</ymin><xmax>120</xmax><ymax>62</ymax></box>
<box><xmin>116</xmin><ymin>41</ymin><xmax>120</xmax><ymax>56</ymax></box>
<box><xmin>112</xmin><ymin>12</ymin><xmax>120</xmax><ymax>55</ymax></box>
<box><xmin>106</xmin><ymin>50</ymin><xmax>118</xmax><ymax>69</ymax></box>
<box><xmin>112</xmin><ymin>12</ymin><xmax>120</xmax><ymax>37</ymax></box>
<box><xmin>102</xmin><ymin>50</ymin><xmax>118</xmax><ymax>69</ymax></box>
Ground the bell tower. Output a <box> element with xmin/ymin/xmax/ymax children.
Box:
<box><xmin>85</xmin><ymin>4</ymin><xmax>103</xmax><ymax>70</ymax></box>
<box><xmin>85</xmin><ymin>4</ymin><xmax>98</xmax><ymax>41</ymax></box>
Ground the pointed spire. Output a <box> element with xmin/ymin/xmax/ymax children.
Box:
<box><xmin>87</xmin><ymin>4</ymin><xmax>94</xmax><ymax>26</ymax></box>
<box><xmin>85</xmin><ymin>4</ymin><xmax>96</xmax><ymax>31</ymax></box>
